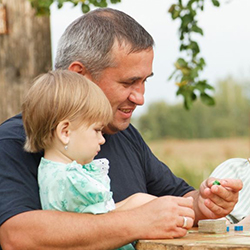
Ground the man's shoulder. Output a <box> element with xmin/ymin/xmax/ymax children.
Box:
<box><xmin>0</xmin><ymin>113</ymin><xmax>25</xmax><ymax>140</ymax></box>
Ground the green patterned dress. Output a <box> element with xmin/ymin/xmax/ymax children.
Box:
<box><xmin>38</xmin><ymin>157</ymin><xmax>135</xmax><ymax>250</ymax></box>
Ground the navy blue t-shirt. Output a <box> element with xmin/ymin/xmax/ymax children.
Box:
<box><xmin>0</xmin><ymin>113</ymin><xmax>194</xmax><ymax>227</ymax></box>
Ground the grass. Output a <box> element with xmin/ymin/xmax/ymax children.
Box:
<box><xmin>147</xmin><ymin>137</ymin><xmax>250</xmax><ymax>189</ymax></box>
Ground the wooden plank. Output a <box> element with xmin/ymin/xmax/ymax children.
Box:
<box><xmin>136</xmin><ymin>225</ymin><xmax>250</xmax><ymax>250</ymax></box>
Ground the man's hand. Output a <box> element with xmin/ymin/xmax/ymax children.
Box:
<box><xmin>133</xmin><ymin>196</ymin><xmax>195</xmax><ymax>239</ymax></box>
<box><xmin>188</xmin><ymin>178</ymin><xmax>243</xmax><ymax>224</ymax></box>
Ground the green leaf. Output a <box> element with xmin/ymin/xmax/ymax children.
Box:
<box><xmin>187</xmin><ymin>0</ymin><xmax>197</xmax><ymax>9</ymax></box>
<box><xmin>57</xmin><ymin>3</ymin><xmax>63</xmax><ymax>9</ymax></box>
<box><xmin>188</xmin><ymin>41</ymin><xmax>200</xmax><ymax>56</ymax></box>
<box><xmin>168</xmin><ymin>4</ymin><xmax>176</xmax><ymax>13</ymax></box>
<box><xmin>200</xmin><ymin>93</ymin><xmax>215</xmax><ymax>106</ymax></box>
<box><xmin>195</xmin><ymin>81</ymin><xmax>214</xmax><ymax>94</ymax></box>
<box><xmin>189</xmin><ymin>68</ymin><xmax>199</xmax><ymax>79</ymax></box>
<box><xmin>81</xmin><ymin>3</ymin><xmax>90</xmax><ymax>13</ymax></box>
<box><xmin>181</xmin><ymin>14</ymin><xmax>194</xmax><ymax>29</ymax></box>
<box><xmin>99</xmin><ymin>0</ymin><xmax>108</xmax><ymax>7</ymax></box>
<box><xmin>181</xmin><ymin>67</ymin><xmax>190</xmax><ymax>76</ymax></box>
<box><xmin>198</xmin><ymin>57</ymin><xmax>206</xmax><ymax>67</ymax></box>
<box><xmin>177</xmin><ymin>86</ymin><xmax>197</xmax><ymax>110</ymax></box>
<box><xmin>176</xmin><ymin>85</ymin><xmax>186</xmax><ymax>96</ymax></box>
<box><xmin>184</xmin><ymin>91</ymin><xmax>196</xmax><ymax>110</ymax></box>
<box><xmin>191</xmin><ymin>25</ymin><xmax>203</xmax><ymax>35</ymax></box>
<box><xmin>176</xmin><ymin>58</ymin><xmax>188</xmax><ymax>68</ymax></box>
<box><xmin>173</xmin><ymin>9</ymin><xmax>181</xmax><ymax>19</ymax></box>
<box><xmin>57</xmin><ymin>0</ymin><xmax>65</xmax><ymax>9</ymax></box>
<box><xmin>211</xmin><ymin>0</ymin><xmax>220</xmax><ymax>7</ymax></box>
<box><xmin>180</xmin><ymin>44</ymin><xmax>188</xmax><ymax>51</ymax></box>
<box><xmin>168</xmin><ymin>69</ymin><xmax>177</xmax><ymax>81</ymax></box>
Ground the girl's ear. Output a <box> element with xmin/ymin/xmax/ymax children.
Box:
<box><xmin>56</xmin><ymin>120</ymin><xmax>71</xmax><ymax>145</ymax></box>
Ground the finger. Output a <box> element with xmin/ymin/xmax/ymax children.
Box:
<box><xmin>163</xmin><ymin>226</ymin><xmax>188</xmax><ymax>239</ymax></box>
<box><xmin>200</xmin><ymin>186</ymin><xmax>229</xmax><ymax>210</ymax></box>
<box><xmin>178</xmin><ymin>215</ymin><xmax>194</xmax><ymax>229</ymax></box>
<box><xmin>220</xmin><ymin>179</ymin><xmax>243</xmax><ymax>192</ymax></box>
<box><xmin>205</xmin><ymin>177</ymin><xmax>217</xmax><ymax>188</ymax></box>
<box><xmin>178</xmin><ymin>204</ymin><xmax>195</xmax><ymax>225</ymax></box>
<box><xmin>180</xmin><ymin>205</ymin><xmax>195</xmax><ymax>219</ymax></box>
<box><xmin>207</xmin><ymin>178</ymin><xmax>242</xmax><ymax>192</ymax></box>
<box><xmin>205</xmin><ymin>191</ymin><xmax>235</xmax><ymax>211</ymax></box>
<box><xmin>204</xmin><ymin>198</ymin><xmax>232</xmax><ymax>218</ymax></box>
<box><xmin>175</xmin><ymin>196</ymin><xmax>194</xmax><ymax>209</ymax></box>
<box><xmin>210</xmin><ymin>184</ymin><xmax>239</xmax><ymax>204</ymax></box>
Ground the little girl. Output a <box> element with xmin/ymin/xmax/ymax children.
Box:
<box><xmin>22</xmin><ymin>70</ymin><xmax>155</xmax><ymax>250</ymax></box>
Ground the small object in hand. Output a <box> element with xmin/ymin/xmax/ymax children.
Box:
<box><xmin>213</xmin><ymin>180</ymin><xmax>221</xmax><ymax>185</ymax></box>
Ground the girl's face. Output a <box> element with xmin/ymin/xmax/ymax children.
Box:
<box><xmin>67</xmin><ymin>121</ymin><xmax>105</xmax><ymax>165</ymax></box>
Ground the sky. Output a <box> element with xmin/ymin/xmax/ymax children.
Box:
<box><xmin>50</xmin><ymin>0</ymin><xmax>250</xmax><ymax>117</ymax></box>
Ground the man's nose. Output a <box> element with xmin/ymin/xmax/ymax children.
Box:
<box><xmin>129</xmin><ymin>83</ymin><xmax>145</xmax><ymax>106</ymax></box>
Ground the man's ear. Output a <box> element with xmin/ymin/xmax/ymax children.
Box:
<box><xmin>56</xmin><ymin>120</ymin><xmax>71</xmax><ymax>145</ymax></box>
<box><xmin>68</xmin><ymin>61</ymin><xmax>94</xmax><ymax>81</ymax></box>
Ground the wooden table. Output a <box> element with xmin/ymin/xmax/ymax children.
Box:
<box><xmin>136</xmin><ymin>225</ymin><xmax>250</xmax><ymax>250</ymax></box>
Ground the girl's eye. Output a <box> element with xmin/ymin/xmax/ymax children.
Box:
<box><xmin>95</xmin><ymin>128</ymin><xmax>103</xmax><ymax>132</ymax></box>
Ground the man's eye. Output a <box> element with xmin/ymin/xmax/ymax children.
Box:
<box><xmin>121</xmin><ymin>79</ymin><xmax>138</xmax><ymax>85</ymax></box>
<box><xmin>121</xmin><ymin>82</ymin><xmax>133</xmax><ymax>86</ymax></box>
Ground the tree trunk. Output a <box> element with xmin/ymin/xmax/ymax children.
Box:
<box><xmin>0</xmin><ymin>0</ymin><xmax>51</xmax><ymax>123</ymax></box>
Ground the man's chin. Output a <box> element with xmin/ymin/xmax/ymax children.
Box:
<box><xmin>103</xmin><ymin>121</ymin><xmax>130</xmax><ymax>134</ymax></box>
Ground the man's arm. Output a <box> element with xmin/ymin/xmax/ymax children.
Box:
<box><xmin>1</xmin><ymin>210</ymin><xmax>136</xmax><ymax>250</ymax></box>
<box><xmin>0</xmin><ymin>196</ymin><xmax>195</xmax><ymax>250</ymax></box>
<box><xmin>184</xmin><ymin>178</ymin><xmax>243</xmax><ymax>225</ymax></box>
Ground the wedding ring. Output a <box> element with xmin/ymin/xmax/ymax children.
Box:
<box><xmin>182</xmin><ymin>216</ymin><xmax>188</xmax><ymax>228</ymax></box>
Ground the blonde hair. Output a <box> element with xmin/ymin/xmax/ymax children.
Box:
<box><xmin>22</xmin><ymin>70</ymin><xmax>112</xmax><ymax>153</ymax></box>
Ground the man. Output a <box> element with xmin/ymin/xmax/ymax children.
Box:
<box><xmin>0</xmin><ymin>8</ymin><xmax>242</xmax><ymax>250</ymax></box>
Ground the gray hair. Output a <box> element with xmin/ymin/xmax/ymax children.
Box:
<box><xmin>54</xmin><ymin>8</ymin><xmax>154</xmax><ymax>79</ymax></box>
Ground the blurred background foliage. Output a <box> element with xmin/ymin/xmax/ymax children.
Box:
<box><xmin>147</xmin><ymin>137</ymin><xmax>249</xmax><ymax>189</ymax></box>
<box><xmin>135</xmin><ymin>76</ymin><xmax>250</xmax><ymax>141</ymax></box>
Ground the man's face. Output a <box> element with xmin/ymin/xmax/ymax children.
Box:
<box><xmin>92</xmin><ymin>45</ymin><xmax>154</xmax><ymax>134</ymax></box>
